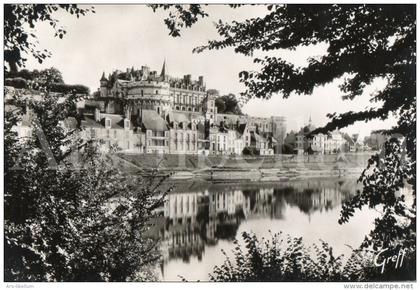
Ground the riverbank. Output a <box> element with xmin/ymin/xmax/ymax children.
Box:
<box><xmin>115</xmin><ymin>152</ymin><xmax>372</xmax><ymax>182</ymax></box>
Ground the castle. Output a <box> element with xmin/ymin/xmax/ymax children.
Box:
<box><xmin>79</xmin><ymin>61</ymin><xmax>287</xmax><ymax>155</ymax></box>
<box><xmin>3</xmin><ymin>62</ymin><xmax>376</xmax><ymax>157</ymax></box>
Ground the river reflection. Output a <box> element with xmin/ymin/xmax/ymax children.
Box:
<box><xmin>151</xmin><ymin>178</ymin><xmax>377</xmax><ymax>281</ymax></box>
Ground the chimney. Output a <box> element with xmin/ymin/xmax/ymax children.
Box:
<box><xmin>184</xmin><ymin>74</ymin><xmax>191</xmax><ymax>83</ymax></box>
<box><xmin>198</xmin><ymin>76</ymin><xmax>204</xmax><ymax>86</ymax></box>
<box><xmin>94</xmin><ymin>108</ymin><xmax>101</xmax><ymax>122</ymax></box>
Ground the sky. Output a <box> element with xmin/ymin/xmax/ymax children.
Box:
<box><xmin>23</xmin><ymin>4</ymin><xmax>396</xmax><ymax>138</ymax></box>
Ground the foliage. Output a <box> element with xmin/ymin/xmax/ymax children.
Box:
<box><xmin>152</xmin><ymin>3</ymin><xmax>416</xmax><ymax>254</ymax></box>
<box><xmin>242</xmin><ymin>146</ymin><xmax>258</xmax><ymax>156</ymax></box>
<box><xmin>4</xmin><ymin>85</ymin><xmax>168</xmax><ymax>281</ymax></box>
<box><xmin>6</xmin><ymin>67</ymin><xmax>64</xmax><ymax>83</ymax></box>
<box><xmin>48</xmin><ymin>83</ymin><xmax>90</xmax><ymax>95</ymax></box>
<box><xmin>281</xmin><ymin>144</ymin><xmax>295</xmax><ymax>155</ymax></box>
<box><xmin>149</xmin><ymin>4</ymin><xmax>208</xmax><ymax>37</ymax></box>
<box><xmin>5</xmin><ymin>67</ymin><xmax>89</xmax><ymax>95</ymax></box>
<box><xmin>5</xmin><ymin>68</ymin><xmax>37</xmax><ymax>80</ymax></box>
<box><xmin>215</xmin><ymin>94</ymin><xmax>243</xmax><ymax>115</ymax></box>
<box><xmin>214</xmin><ymin>98</ymin><xmax>226</xmax><ymax>114</ymax></box>
<box><xmin>4</xmin><ymin>4</ymin><xmax>94</xmax><ymax>71</ymax></box>
<box><xmin>364</xmin><ymin>132</ymin><xmax>388</xmax><ymax>151</ymax></box>
<box><xmin>206</xmin><ymin>89</ymin><xmax>220</xmax><ymax>96</ymax></box>
<box><xmin>339</xmin><ymin>138</ymin><xmax>416</xmax><ymax>250</ymax></box>
<box><xmin>209</xmin><ymin>231</ymin><xmax>415</xmax><ymax>282</ymax></box>
<box><xmin>5</xmin><ymin>77</ymin><xmax>29</xmax><ymax>89</ymax></box>
<box><xmin>35</xmin><ymin>67</ymin><xmax>65</xmax><ymax>84</ymax></box>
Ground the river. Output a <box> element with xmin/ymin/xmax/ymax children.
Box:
<box><xmin>151</xmin><ymin>177</ymin><xmax>378</xmax><ymax>281</ymax></box>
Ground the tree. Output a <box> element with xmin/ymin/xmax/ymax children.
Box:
<box><xmin>4</xmin><ymin>4</ymin><xmax>94</xmax><ymax>72</ymax></box>
<box><xmin>5</xmin><ymin>67</ymin><xmax>90</xmax><ymax>95</ymax></box>
<box><xmin>215</xmin><ymin>97</ymin><xmax>226</xmax><ymax>114</ymax></box>
<box><xmin>4</xmin><ymin>84</ymin><xmax>168</xmax><ymax>281</ymax></box>
<box><xmin>152</xmin><ymin>4</ymin><xmax>416</xmax><ymax>252</ymax></box>
<box><xmin>283</xmin><ymin>132</ymin><xmax>297</xmax><ymax>154</ymax></box>
<box><xmin>215</xmin><ymin>93</ymin><xmax>243</xmax><ymax>115</ymax></box>
<box><xmin>242</xmin><ymin>146</ymin><xmax>258</xmax><ymax>156</ymax></box>
<box><xmin>206</xmin><ymin>89</ymin><xmax>220</xmax><ymax>96</ymax></box>
<box><xmin>149</xmin><ymin>4</ymin><xmax>209</xmax><ymax>37</ymax></box>
<box><xmin>35</xmin><ymin>67</ymin><xmax>65</xmax><ymax>84</ymax></box>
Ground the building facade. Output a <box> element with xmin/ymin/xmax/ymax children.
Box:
<box><xmin>286</xmin><ymin>118</ymin><xmax>351</xmax><ymax>155</ymax></box>
<box><xmin>76</xmin><ymin>62</ymin><xmax>287</xmax><ymax>155</ymax></box>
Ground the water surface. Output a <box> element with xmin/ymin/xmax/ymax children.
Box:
<box><xmin>152</xmin><ymin>177</ymin><xmax>378</xmax><ymax>281</ymax></box>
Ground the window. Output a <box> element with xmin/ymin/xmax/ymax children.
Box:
<box><xmin>141</xmin><ymin>90</ymin><xmax>144</xmax><ymax>96</ymax></box>
<box><xmin>105</xmin><ymin>118</ymin><xmax>111</xmax><ymax>128</ymax></box>
<box><xmin>90</xmin><ymin>129</ymin><xmax>96</xmax><ymax>139</ymax></box>
<box><xmin>114</xmin><ymin>130</ymin><xmax>117</xmax><ymax>138</ymax></box>
<box><xmin>106</xmin><ymin>129</ymin><xmax>110</xmax><ymax>138</ymax></box>
<box><xmin>155</xmin><ymin>90</ymin><xmax>159</xmax><ymax>94</ymax></box>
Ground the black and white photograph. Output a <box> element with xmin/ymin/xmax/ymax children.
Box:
<box><xmin>2</xmin><ymin>2</ymin><xmax>417</xmax><ymax>287</ymax></box>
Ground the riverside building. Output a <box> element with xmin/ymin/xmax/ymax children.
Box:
<box><xmin>79</xmin><ymin>61</ymin><xmax>287</xmax><ymax>156</ymax></box>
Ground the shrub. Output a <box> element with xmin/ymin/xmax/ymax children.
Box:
<box><xmin>208</xmin><ymin>231</ymin><xmax>416</xmax><ymax>282</ymax></box>
<box><xmin>242</xmin><ymin>146</ymin><xmax>258</xmax><ymax>156</ymax></box>
<box><xmin>48</xmin><ymin>83</ymin><xmax>90</xmax><ymax>95</ymax></box>
<box><xmin>5</xmin><ymin>77</ymin><xmax>28</xmax><ymax>89</ymax></box>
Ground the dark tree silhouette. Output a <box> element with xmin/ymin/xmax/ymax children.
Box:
<box><xmin>4</xmin><ymin>4</ymin><xmax>94</xmax><ymax>72</ymax></box>
<box><xmin>151</xmin><ymin>3</ymin><xmax>416</xmax><ymax>256</ymax></box>
<box><xmin>215</xmin><ymin>97</ymin><xmax>226</xmax><ymax>114</ymax></box>
<box><xmin>5</xmin><ymin>67</ymin><xmax>90</xmax><ymax>95</ymax></box>
<box><xmin>216</xmin><ymin>94</ymin><xmax>243</xmax><ymax>115</ymax></box>
<box><xmin>4</xmin><ymin>84</ymin><xmax>167</xmax><ymax>281</ymax></box>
